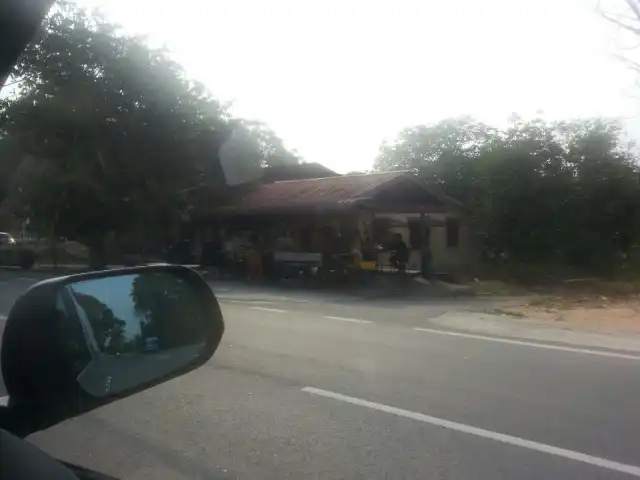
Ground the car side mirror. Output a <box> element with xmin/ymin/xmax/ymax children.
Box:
<box><xmin>0</xmin><ymin>265</ymin><xmax>224</xmax><ymax>437</ymax></box>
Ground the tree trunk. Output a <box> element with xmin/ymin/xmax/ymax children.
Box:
<box><xmin>87</xmin><ymin>236</ymin><xmax>107</xmax><ymax>270</ymax></box>
<box><xmin>50</xmin><ymin>235</ymin><xmax>58</xmax><ymax>269</ymax></box>
<box><xmin>49</xmin><ymin>212</ymin><xmax>60</xmax><ymax>270</ymax></box>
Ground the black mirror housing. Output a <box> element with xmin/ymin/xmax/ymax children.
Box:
<box><xmin>0</xmin><ymin>265</ymin><xmax>224</xmax><ymax>437</ymax></box>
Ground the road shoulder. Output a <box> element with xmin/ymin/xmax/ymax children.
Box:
<box><xmin>429</xmin><ymin>311</ymin><xmax>640</xmax><ymax>353</ymax></box>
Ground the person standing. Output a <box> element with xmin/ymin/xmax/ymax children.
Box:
<box><xmin>421</xmin><ymin>244</ymin><xmax>433</xmax><ymax>278</ymax></box>
<box><xmin>247</xmin><ymin>237</ymin><xmax>263</xmax><ymax>281</ymax></box>
<box><xmin>390</xmin><ymin>233</ymin><xmax>409</xmax><ymax>272</ymax></box>
<box><xmin>350</xmin><ymin>237</ymin><xmax>363</xmax><ymax>269</ymax></box>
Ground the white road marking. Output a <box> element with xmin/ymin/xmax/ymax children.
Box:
<box><xmin>324</xmin><ymin>316</ymin><xmax>372</xmax><ymax>324</ymax></box>
<box><xmin>302</xmin><ymin>386</ymin><xmax>640</xmax><ymax>477</ymax></box>
<box><xmin>224</xmin><ymin>300</ymin><xmax>278</xmax><ymax>305</ymax></box>
<box><xmin>0</xmin><ymin>396</ymin><xmax>8</xmax><ymax>407</ymax></box>
<box><xmin>18</xmin><ymin>277</ymin><xmax>37</xmax><ymax>281</ymax></box>
<box><xmin>414</xmin><ymin>327</ymin><xmax>640</xmax><ymax>361</ymax></box>
<box><xmin>250</xmin><ymin>306</ymin><xmax>288</xmax><ymax>314</ymax></box>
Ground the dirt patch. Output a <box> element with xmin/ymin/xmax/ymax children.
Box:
<box><xmin>474</xmin><ymin>277</ymin><xmax>640</xmax><ymax>333</ymax></box>
<box><xmin>502</xmin><ymin>296</ymin><xmax>640</xmax><ymax>334</ymax></box>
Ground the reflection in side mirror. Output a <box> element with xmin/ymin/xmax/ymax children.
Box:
<box><xmin>56</xmin><ymin>271</ymin><xmax>207</xmax><ymax>397</ymax></box>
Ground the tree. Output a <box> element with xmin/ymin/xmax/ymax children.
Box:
<box><xmin>601</xmin><ymin>0</ymin><xmax>640</xmax><ymax>67</ymax></box>
<box><xmin>0</xmin><ymin>137</ymin><xmax>25</xmax><ymax>229</ymax></box>
<box><xmin>72</xmin><ymin>292</ymin><xmax>127</xmax><ymax>353</ymax></box>
<box><xmin>0</xmin><ymin>3</ymin><xmax>303</xmax><ymax>265</ymax></box>
<box><xmin>0</xmin><ymin>2</ymin><xmax>231</xmax><ymax>267</ymax></box>
<box><xmin>0</xmin><ymin>155</ymin><xmax>64</xmax><ymax>235</ymax></box>
<box><xmin>375</xmin><ymin>116</ymin><xmax>640</xmax><ymax>271</ymax></box>
<box><xmin>236</xmin><ymin>119</ymin><xmax>302</xmax><ymax>167</ymax></box>
<box><xmin>131</xmin><ymin>273</ymin><xmax>203</xmax><ymax>349</ymax></box>
<box><xmin>376</xmin><ymin>117</ymin><xmax>496</xmax><ymax>171</ymax></box>
<box><xmin>0</xmin><ymin>137</ymin><xmax>23</xmax><ymax>206</ymax></box>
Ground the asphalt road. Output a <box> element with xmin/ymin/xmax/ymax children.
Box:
<box><xmin>1</xmin><ymin>270</ymin><xmax>640</xmax><ymax>479</ymax></box>
<box><xmin>78</xmin><ymin>344</ymin><xmax>206</xmax><ymax>397</ymax></box>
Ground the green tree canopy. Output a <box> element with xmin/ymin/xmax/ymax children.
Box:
<box><xmin>0</xmin><ymin>137</ymin><xmax>23</xmax><ymax>205</ymax></box>
<box><xmin>0</xmin><ymin>1</ymin><xmax>299</xmax><ymax>264</ymax></box>
<box><xmin>236</xmin><ymin>119</ymin><xmax>302</xmax><ymax>168</ymax></box>
<box><xmin>0</xmin><ymin>2</ymin><xmax>227</xmax><ymax>255</ymax></box>
<box><xmin>131</xmin><ymin>272</ymin><xmax>203</xmax><ymax>349</ymax></box>
<box><xmin>375</xmin><ymin>116</ymin><xmax>640</xmax><ymax>270</ymax></box>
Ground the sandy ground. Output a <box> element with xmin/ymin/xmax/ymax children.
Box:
<box><xmin>502</xmin><ymin>296</ymin><xmax>640</xmax><ymax>334</ymax></box>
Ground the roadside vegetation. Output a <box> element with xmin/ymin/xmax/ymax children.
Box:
<box><xmin>375</xmin><ymin>117</ymin><xmax>640</xmax><ymax>281</ymax></box>
<box><xmin>0</xmin><ymin>1</ymin><xmax>301</xmax><ymax>268</ymax></box>
<box><xmin>1</xmin><ymin>1</ymin><xmax>639</xmax><ymax>318</ymax></box>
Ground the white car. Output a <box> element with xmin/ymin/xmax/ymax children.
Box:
<box><xmin>0</xmin><ymin>232</ymin><xmax>16</xmax><ymax>245</ymax></box>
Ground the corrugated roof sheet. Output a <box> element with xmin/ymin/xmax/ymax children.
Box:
<box><xmin>262</xmin><ymin>162</ymin><xmax>339</xmax><ymax>182</ymax></box>
<box><xmin>226</xmin><ymin>171</ymin><xmax>407</xmax><ymax>212</ymax></box>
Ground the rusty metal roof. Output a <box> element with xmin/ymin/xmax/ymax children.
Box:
<box><xmin>206</xmin><ymin>170</ymin><xmax>463</xmax><ymax>217</ymax></box>
<box><xmin>221</xmin><ymin>171</ymin><xmax>408</xmax><ymax>213</ymax></box>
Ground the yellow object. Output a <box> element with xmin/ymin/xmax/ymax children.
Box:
<box><xmin>360</xmin><ymin>261</ymin><xmax>376</xmax><ymax>271</ymax></box>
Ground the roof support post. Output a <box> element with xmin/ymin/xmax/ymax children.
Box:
<box><xmin>419</xmin><ymin>212</ymin><xmax>430</xmax><ymax>278</ymax></box>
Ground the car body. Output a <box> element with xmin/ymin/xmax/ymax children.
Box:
<box><xmin>0</xmin><ymin>233</ymin><xmax>36</xmax><ymax>270</ymax></box>
<box><xmin>0</xmin><ymin>232</ymin><xmax>16</xmax><ymax>245</ymax></box>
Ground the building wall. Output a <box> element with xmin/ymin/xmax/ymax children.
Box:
<box><xmin>368</xmin><ymin>212</ymin><xmax>476</xmax><ymax>272</ymax></box>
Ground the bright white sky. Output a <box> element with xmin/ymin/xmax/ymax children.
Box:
<box><xmin>77</xmin><ymin>0</ymin><xmax>640</xmax><ymax>173</ymax></box>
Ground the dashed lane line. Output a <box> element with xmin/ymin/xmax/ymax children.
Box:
<box><xmin>414</xmin><ymin>327</ymin><xmax>640</xmax><ymax>361</ymax></box>
<box><xmin>324</xmin><ymin>316</ymin><xmax>373</xmax><ymax>324</ymax></box>
<box><xmin>302</xmin><ymin>386</ymin><xmax>640</xmax><ymax>477</ymax></box>
<box><xmin>250</xmin><ymin>306</ymin><xmax>288</xmax><ymax>314</ymax></box>
<box><xmin>229</xmin><ymin>301</ymin><xmax>640</xmax><ymax>360</ymax></box>
<box><xmin>222</xmin><ymin>300</ymin><xmax>278</xmax><ymax>305</ymax></box>
<box><xmin>243</xmin><ymin>307</ymin><xmax>373</xmax><ymax>324</ymax></box>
